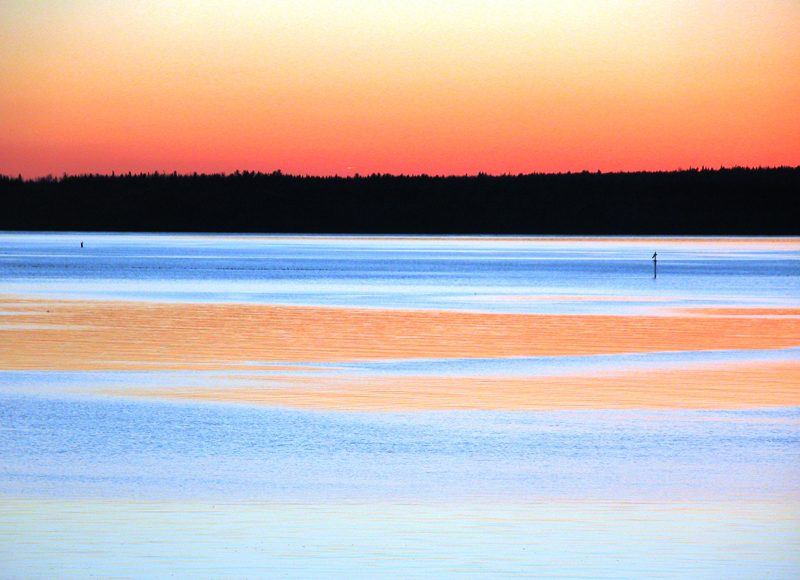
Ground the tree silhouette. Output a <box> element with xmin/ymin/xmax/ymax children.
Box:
<box><xmin>0</xmin><ymin>167</ymin><xmax>797</xmax><ymax>234</ymax></box>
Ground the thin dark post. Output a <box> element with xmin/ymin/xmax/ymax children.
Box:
<box><xmin>652</xmin><ymin>252</ymin><xmax>657</xmax><ymax>278</ymax></box>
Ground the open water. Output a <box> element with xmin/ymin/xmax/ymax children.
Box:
<box><xmin>1</xmin><ymin>234</ymin><xmax>798</xmax><ymax>578</ymax></box>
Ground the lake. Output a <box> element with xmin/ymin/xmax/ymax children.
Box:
<box><xmin>1</xmin><ymin>234</ymin><xmax>798</xmax><ymax>578</ymax></box>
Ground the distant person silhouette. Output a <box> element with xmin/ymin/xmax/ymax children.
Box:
<box><xmin>652</xmin><ymin>252</ymin><xmax>657</xmax><ymax>278</ymax></box>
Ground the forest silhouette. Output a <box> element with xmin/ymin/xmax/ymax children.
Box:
<box><xmin>1</xmin><ymin>167</ymin><xmax>797</xmax><ymax>234</ymax></box>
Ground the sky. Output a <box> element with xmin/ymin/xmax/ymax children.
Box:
<box><xmin>1</xmin><ymin>0</ymin><xmax>799</xmax><ymax>177</ymax></box>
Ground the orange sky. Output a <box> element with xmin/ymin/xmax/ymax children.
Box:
<box><xmin>2</xmin><ymin>0</ymin><xmax>799</xmax><ymax>177</ymax></box>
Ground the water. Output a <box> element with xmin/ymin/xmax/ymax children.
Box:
<box><xmin>2</xmin><ymin>233</ymin><xmax>797</xmax><ymax>313</ymax></box>
<box><xmin>1</xmin><ymin>234</ymin><xmax>798</xmax><ymax>578</ymax></box>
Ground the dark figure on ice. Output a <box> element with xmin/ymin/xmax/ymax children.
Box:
<box><xmin>652</xmin><ymin>252</ymin><xmax>657</xmax><ymax>278</ymax></box>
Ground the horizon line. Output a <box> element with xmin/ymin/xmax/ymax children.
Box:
<box><xmin>4</xmin><ymin>165</ymin><xmax>800</xmax><ymax>181</ymax></box>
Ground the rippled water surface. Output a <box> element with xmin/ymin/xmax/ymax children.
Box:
<box><xmin>1</xmin><ymin>234</ymin><xmax>798</xmax><ymax>578</ymax></box>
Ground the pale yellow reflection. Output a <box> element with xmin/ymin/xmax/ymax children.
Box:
<box><xmin>669</xmin><ymin>308</ymin><xmax>800</xmax><ymax>317</ymax></box>
<box><xmin>131</xmin><ymin>360</ymin><xmax>800</xmax><ymax>411</ymax></box>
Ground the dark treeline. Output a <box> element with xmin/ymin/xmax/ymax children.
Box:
<box><xmin>1</xmin><ymin>167</ymin><xmax>798</xmax><ymax>234</ymax></box>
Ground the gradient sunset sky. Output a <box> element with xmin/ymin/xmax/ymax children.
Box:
<box><xmin>2</xmin><ymin>0</ymin><xmax>799</xmax><ymax>177</ymax></box>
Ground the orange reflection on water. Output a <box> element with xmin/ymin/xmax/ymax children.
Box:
<box><xmin>1</xmin><ymin>298</ymin><xmax>799</xmax><ymax>371</ymax></box>
<box><xmin>136</xmin><ymin>360</ymin><xmax>800</xmax><ymax>411</ymax></box>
